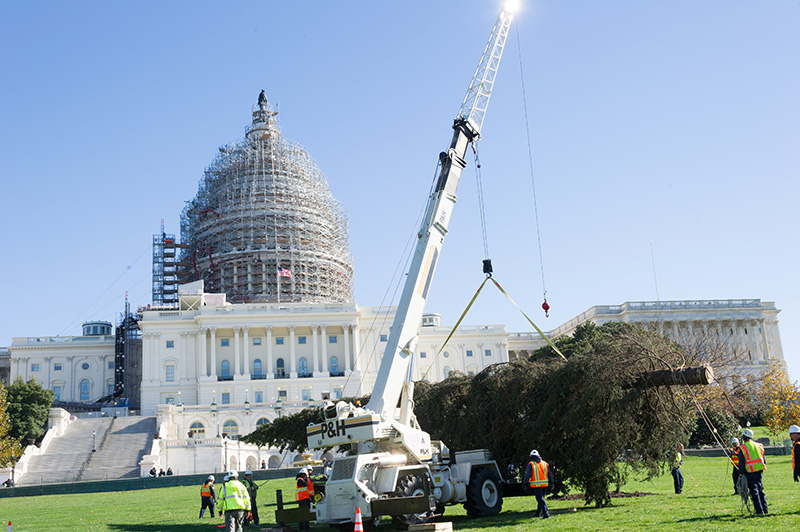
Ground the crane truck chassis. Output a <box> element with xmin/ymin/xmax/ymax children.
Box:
<box><xmin>293</xmin><ymin>2</ymin><xmax>520</xmax><ymax>529</ymax></box>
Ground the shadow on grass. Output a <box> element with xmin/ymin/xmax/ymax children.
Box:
<box><xmin>439</xmin><ymin>506</ymin><xmax>599</xmax><ymax>528</ymax></box>
<box><xmin>108</xmin><ymin>526</ymin><xmax>218</xmax><ymax>532</ymax></box>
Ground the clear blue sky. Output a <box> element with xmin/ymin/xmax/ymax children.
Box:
<box><xmin>1</xmin><ymin>1</ymin><xmax>798</xmax><ymax>379</ymax></box>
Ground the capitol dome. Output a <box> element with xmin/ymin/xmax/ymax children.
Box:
<box><xmin>180</xmin><ymin>92</ymin><xmax>354</xmax><ymax>304</ymax></box>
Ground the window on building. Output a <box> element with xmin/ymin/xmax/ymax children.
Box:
<box><xmin>256</xmin><ymin>417</ymin><xmax>269</xmax><ymax>428</ymax></box>
<box><xmin>299</xmin><ymin>357</ymin><xmax>308</xmax><ymax>377</ymax></box>
<box><xmin>53</xmin><ymin>386</ymin><xmax>61</xmax><ymax>401</ymax></box>
<box><xmin>420</xmin><ymin>351</ymin><xmax>427</xmax><ymax>358</ymax></box>
<box><xmin>82</xmin><ymin>362</ymin><xmax>90</xmax><ymax>370</ymax></box>
<box><xmin>190</xmin><ymin>421</ymin><xmax>205</xmax><ymax>438</ymax></box>
<box><xmin>253</xmin><ymin>337</ymin><xmax>261</xmax><ymax>346</ymax></box>
<box><xmin>108</xmin><ymin>361</ymin><xmax>114</xmax><ymax>369</ymax></box>
<box><xmin>166</xmin><ymin>365</ymin><xmax>175</xmax><ymax>382</ymax></box>
<box><xmin>166</xmin><ymin>397</ymin><xmax>175</xmax><ymax>405</ymax></box>
<box><xmin>484</xmin><ymin>349</ymin><xmax>492</xmax><ymax>357</ymax></box>
<box><xmin>329</xmin><ymin>335</ymin><xmax>337</xmax><ymax>343</ymax></box>
<box><xmin>276</xmin><ymin>337</ymin><xmax>284</xmax><ymax>345</ymax></box>
<box><xmin>31</xmin><ymin>363</ymin><xmax>40</xmax><ymax>372</ymax></box>
<box><xmin>222</xmin><ymin>392</ymin><xmax>230</xmax><ymax>404</ymax></box>
<box><xmin>223</xmin><ymin>419</ymin><xmax>239</xmax><ymax>439</ymax></box>
<box><xmin>278</xmin><ymin>390</ymin><xmax>288</xmax><ymax>401</ymax></box>
<box><xmin>330</xmin><ymin>356</ymin><xmax>339</xmax><ymax>375</ymax></box>
<box><xmin>467</xmin><ymin>370</ymin><xmax>475</xmax><ymax>377</ymax></box>
<box><xmin>302</xmin><ymin>389</ymin><xmax>311</xmax><ymax>401</ymax></box>
<box><xmin>107</xmin><ymin>384</ymin><xmax>113</xmax><ymax>395</ymax></box>
<box><xmin>333</xmin><ymin>388</ymin><xmax>342</xmax><ymax>399</ymax></box>
<box><xmin>221</xmin><ymin>338</ymin><xmax>230</xmax><ymax>347</ymax></box>
<box><xmin>166</xmin><ymin>340</ymin><xmax>175</xmax><ymax>348</ymax></box>
<box><xmin>298</xmin><ymin>336</ymin><xmax>306</xmax><ymax>344</ymax></box>
<box><xmin>221</xmin><ymin>360</ymin><xmax>230</xmax><ymax>377</ymax></box>
<box><xmin>444</xmin><ymin>366</ymin><xmax>452</xmax><ymax>378</ymax></box>
<box><xmin>466</xmin><ymin>350</ymin><xmax>473</xmax><ymax>357</ymax></box>
<box><xmin>380</xmin><ymin>334</ymin><xmax>388</xmax><ymax>342</ymax></box>
<box><xmin>80</xmin><ymin>379</ymin><xmax>90</xmax><ymax>401</ymax></box>
<box><xmin>254</xmin><ymin>391</ymin><xmax>263</xmax><ymax>403</ymax></box>
<box><xmin>54</xmin><ymin>363</ymin><xmax>63</xmax><ymax>371</ymax></box>
<box><xmin>253</xmin><ymin>359</ymin><xmax>262</xmax><ymax>376</ymax></box>
<box><xmin>276</xmin><ymin>358</ymin><xmax>285</xmax><ymax>378</ymax></box>
<box><xmin>443</xmin><ymin>351</ymin><xmax>450</xmax><ymax>358</ymax></box>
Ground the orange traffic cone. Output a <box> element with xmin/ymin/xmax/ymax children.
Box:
<box><xmin>354</xmin><ymin>506</ymin><xmax>364</xmax><ymax>532</ymax></box>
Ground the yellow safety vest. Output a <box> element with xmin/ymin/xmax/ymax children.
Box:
<box><xmin>219</xmin><ymin>480</ymin><xmax>251</xmax><ymax>512</ymax></box>
<box><xmin>528</xmin><ymin>461</ymin><xmax>549</xmax><ymax>488</ymax></box>
<box><xmin>740</xmin><ymin>440</ymin><xmax>766</xmax><ymax>473</ymax></box>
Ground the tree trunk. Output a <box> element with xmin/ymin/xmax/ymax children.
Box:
<box><xmin>631</xmin><ymin>365</ymin><xmax>714</xmax><ymax>388</ymax></box>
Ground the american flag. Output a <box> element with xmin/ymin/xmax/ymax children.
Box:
<box><xmin>277</xmin><ymin>267</ymin><xmax>292</xmax><ymax>278</ymax></box>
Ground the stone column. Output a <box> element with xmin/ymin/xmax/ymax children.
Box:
<box><xmin>289</xmin><ymin>325</ymin><xmax>297</xmax><ymax>378</ymax></box>
<box><xmin>477</xmin><ymin>343</ymin><xmax>485</xmax><ymax>371</ymax></box>
<box><xmin>243</xmin><ymin>327</ymin><xmax>251</xmax><ymax>378</ymax></box>
<box><xmin>352</xmin><ymin>325</ymin><xmax>362</xmax><ymax>372</ymax></box>
<box><xmin>343</xmin><ymin>325</ymin><xmax>351</xmax><ymax>374</ymax></box>
<box><xmin>209</xmin><ymin>328</ymin><xmax>218</xmax><ymax>377</ymax></box>
<box><xmin>233</xmin><ymin>327</ymin><xmax>241</xmax><ymax>377</ymax></box>
<box><xmin>266</xmin><ymin>326</ymin><xmax>274</xmax><ymax>379</ymax></box>
<box><xmin>458</xmin><ymin>343</ymin><xmax>466</xmax><ymax>372</ymax></box>
<box><xmin>199</xmin><ymin>328</ymin><xmax>208</xmax><ymax>377</ymax></box>
<box><xmin>312</xmin><ymin>325</ymin><xmax>320</xmax><ymax>374</ymax></box>
<box><xmin>321</xmin><ymin>325</ymin><xmax>329</xmax><ymax>377</ymax></box>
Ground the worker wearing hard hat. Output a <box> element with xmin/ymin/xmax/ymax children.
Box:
<box><xmin>295</xmin><ymin>468</ymin><xmax>314</xmax><ymax>530</ymax></box>
<box><xmin>789</xmin><ymin>424</ymin><xmax>800</xmax><ymax>483</ymax></box>
<box><xmin>522</xmin><ymin>449</ymin><xmax>552</xmax><ymax>519</ymax></box>
<box><xmin>242</xmin><ymin>470</ymin><xmax>259</xmax><ymax>526</ymax></box>
<box><xmin>199</xmin><ymin>475</ymin><xmax>216</xmax><ymax>519</ymax></box>
<box><xmin>727</xmin><ymin>438</ymin><xmax>741</xmax><ymax>495</ymax></box>
<box><xmin>736</xmin><ymin>428</ymin><xmax>768</xmax><ymax>515</ymax></box>
<box><xmin>218</xmin><ymin>470</ymin><xmax>252</xmax><ymax>531</ymax></box>
<box><xmin>669</xmin><ymin>443</ymin><xmax>684</xmax><ymax>494</ymax></box>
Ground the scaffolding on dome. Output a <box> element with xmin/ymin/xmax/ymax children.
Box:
<box><xmin>178</xmin><ymin>93</ymin><xmax>355</xmax><ymax>304</ymax></box>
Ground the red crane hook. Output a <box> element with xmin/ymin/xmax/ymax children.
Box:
<box><xmin>542</xmin><ymin>299</ymin><xmax>551</xmax><ymax>318</ymax></box>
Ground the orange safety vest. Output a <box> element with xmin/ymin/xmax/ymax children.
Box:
<box><xmin>740</xmin><ymin>440</ymin><xmax>766</xmax><ymax>473</ymax></box>
<box><xmin>729</xmin><ymin>448</ymin><xmax>740</xmax><ymax>467</ymax></box>
<box><xmin>295</xmin><ymin>479</ymin><xmax>311</xmax><ymax>501</ymax></box>
<box><xmin>308</xmin><ymin>478</ymin><xmax>315</xmax><ymax>496</ymax></box>
<box><xmin>201</xmin><ymin>482</ymin><xmax>213</xmax><ymax>497</ymax></box>
<box><xmin>528</xmin><ymin>460</ymin><xmax>549</xmax><ymax>488</ymax></box>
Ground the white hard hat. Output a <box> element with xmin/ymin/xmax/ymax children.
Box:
<box><xmin>245</xmin><ymin>470</ymin><xmax>253</xmax><ymax>475</ymax></box>
<box><xmin>298</xmin><ymin>468</ymin><xmax>308</xmax><ymax>475</ymax></box>
<box><xmin>208</xmin><ymin>475</ymin><xmax>215</xmax><ymax>481</ymax></box>
<box><xmin>789</xmin><ymin>424</ymin><xmax>800</xmax><ymax>434</ymax></box>
<box><xmin>305</xmin><ymin>465</ymin><xmax>313</xmax><ymax>471</ymax></box>
<box><xmin>228</xmin><ymin>470</ymin><xmax>238</xmax><ymax>478</ymax></box>
<box><xmin>731</xmin><ymin>438</ymin><xmax>739</xmax><ymax>445</ymax></box>
<box><xmin>529</xmin><ymin>449</ymin><xmax>540</xmax><ymax>457</ymax></box>
<box><xmin>742</xmin><ymin>428</ymin><xmax>754</xmax><ymax>439</ymax></box>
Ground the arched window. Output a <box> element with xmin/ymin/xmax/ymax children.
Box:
<box><xmin>299</xmin><ymin>357</ymin><xmax>308</xmax><ymax>377</ymax></box>
<box><xmin>329</xmin><ymin>356</ymin><xmax>339</xmax><ymax>375</ymax></box>
<box><xmin>221</xmin><ymin>360</ymin><xmax>230</xmax><ymax>377</ymax></box>
<box><xmin>443</xmin><ymin>366</ymin><xmax>452</xmax><ymax>379</ymax></box>
<box><xmin>246</xmin><ymin>456</ymin><xmax>258</xmax><ymax>471</ymax></box>
<box><xmin>190</xmin><ymin>421</ymin><xmax>206</xmax><ymax>438</ymax></box>
<box><xmin>256</xmin><ymin>417</ymin><xmax>270</xmax><ymax>428</ymax></box>
<box><xmin>276</xmin><ymin>358</ymin><xmax>285</xmax><ymax>378</ymax></box>
<box><xmin>79</xmin><ymin>379</ymin><xmax>90</xmax><ymax>401</ymax></box>
<box><xmin>223</xmin><ymin>419</ymin><xmax>239</xmax><ymax>440</ymax></box>
<box><xmin>253</xmin><ymin>358</ymin><xmax>262</xmax><ymax>376</ymax></box>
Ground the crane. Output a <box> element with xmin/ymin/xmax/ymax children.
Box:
<box><xmin>303</xmin><ymin>2</ymin><xmax>519</xmax><ymax>527</ymax></box>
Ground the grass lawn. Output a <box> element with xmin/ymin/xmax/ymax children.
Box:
<box><xmin>1</xmin><ymin>455</ymin><xmax>798</xmax><ymax>531</ymax></box>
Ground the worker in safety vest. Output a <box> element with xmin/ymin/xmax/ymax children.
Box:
<box><xmin>295</xmin><ymin>468</ymin><xmax>314</xmax><ymax>530</ymax></box>
<box><xmin>199</xmin><ymin>475</ymin><xmax>216</xmax><ymax>518</ymax></box>
<box><xmin>669</xmin><ymin>442</ymin><xmax>684</xmax><ymax>494</ymax></box>
<box><xmin>736</xmin><ymin>429</ymin><xmax>768</xmax><ymax>515</ymax></box>
<box><xmin>522</xmin><ymin>449</ymin><xmax>552</xmax><ymax>519</ymax></box>
<box><xmin>727</xmin><ymin>438</ymin><xmax>741</xmax><ymax>495</ymax></box>
<box><xmin>218</xmin><ymin>470</ymin><xmax>251</xmax><ymax>532</ymax></box>
<box><xmin>789</xmin><ymin>424</ymin><xmax>800</xmax><ymax>483</ymax></box>
<box><xmin>242</xmin><ymin>470</ymin><xmax>259</xmax><ymax>526</ymax></box>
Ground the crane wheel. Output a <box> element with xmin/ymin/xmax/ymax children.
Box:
<box><xmin>464</xmin><ymin>468</ymin><xmax>503</xmax><ymax>517</ymax></box>
<box><xmin>391</xmin><ymin>475</ymin><xmax>431</xmax><ymax>530</ymax></box>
